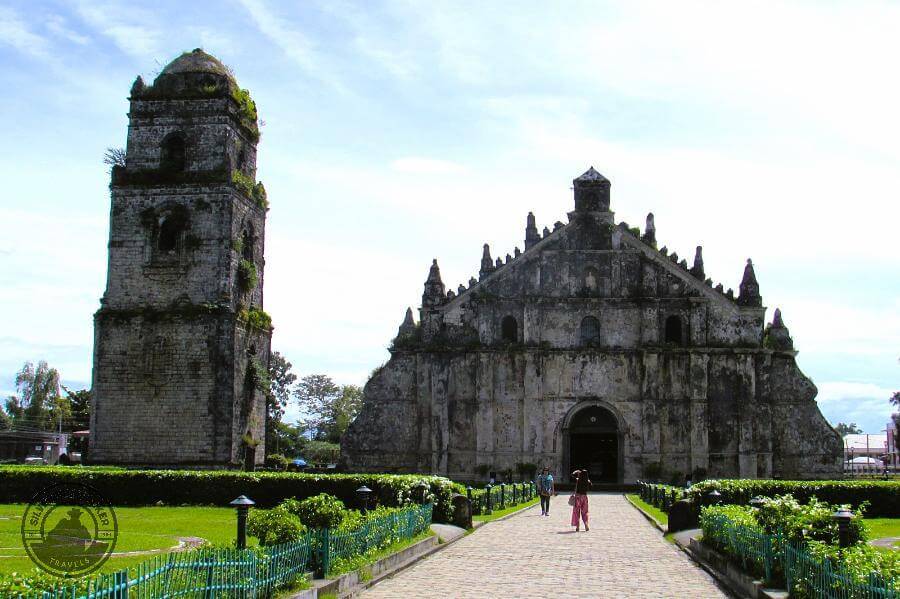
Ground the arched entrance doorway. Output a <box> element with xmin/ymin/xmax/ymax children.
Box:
<box><xmin>568</xmin><ymin>405</ymin><xmax>620</xmax><ymax>483</ymax></box>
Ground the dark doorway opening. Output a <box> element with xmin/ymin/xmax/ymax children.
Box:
<box><xmin>568</xmin><ymin>405</ymin><xmax>619</xmax><ymax>483</ymax></box>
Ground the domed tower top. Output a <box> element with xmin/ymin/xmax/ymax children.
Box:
<box><xmin>573</xmin><ymin>166</ymin><xmax>611</xmax><ymax>213</ymax></box>
<box><xmin>158</xmin><ymin>48</ymin><xmax>236</xmax><ymax>81</ymax></box>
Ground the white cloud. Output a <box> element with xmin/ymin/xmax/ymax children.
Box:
<box><xmin>73</xmin><ymin>1</ymin><xmax>160</xmax><ymax>58</ymax></box>
<box><xmin>0</xmin><ymin>6</ymin><xmax>52</xmax><ymax>60</ymax></box>
<box><xmin>45</xmin><ymin>14</ymin><xmax>90</xmax><ymax>45</ymax></box>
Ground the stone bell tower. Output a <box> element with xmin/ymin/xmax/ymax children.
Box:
<box><xmin>90</xmin><ymin>49</ymin><xmax>271</xmax><ymax>468</ymax></box>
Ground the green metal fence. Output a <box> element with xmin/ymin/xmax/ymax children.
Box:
<box><xmin>467</xmin><ymin>482</ymin><xmax>535</xmax><ymax>515</ymax></box>
<box><xmin>319</xmin><ymin>502</ymin><xmax>432</xmax><ymax>576</ymax></box>
<box><xmin>702</xmin><ymin>513</ymin><xmax>900</xmax><ymax>598</ymax></box>
<box><xmin>21</xmin><ymin>502</ymin><xmax>435</xmax><ymax>599</ymax></box>
<box><xmin>21</xmin><ymin>538</ymin><xmax>313</xmax><ymax>599</ymax></box>
<box><xmin>637</xmin><ymin>481</ymin><xmax>684</xmax><ymax>513</ymax></box>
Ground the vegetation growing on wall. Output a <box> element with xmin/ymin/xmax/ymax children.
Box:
<box><xmin>231</xmin><ymin>170</ymin><xmax>268</xmax><ymax>209</ymax></box>
<box><xmin>238</xmin><ymin>259</ymin><xmax>258</xmax><ymax>291</ymax></box>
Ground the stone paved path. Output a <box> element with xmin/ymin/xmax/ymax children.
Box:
<box><xmin>363</xmin><ymin>493</ymin><xmax>728</xmax><ymax>598</ymax></box>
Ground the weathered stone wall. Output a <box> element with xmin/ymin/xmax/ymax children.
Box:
<box><xmin>343</xmin><ymin>168</ymin><xmax>841</xmax><ymax>481</ymax></box>
<box><xmin>90</xmin><ymin>51</ymin><xmax>271</xmax><ymax>468</ymax></box>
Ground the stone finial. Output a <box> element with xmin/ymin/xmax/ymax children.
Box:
<box><xmin>660</xmin><ymin>246</ymin><xmax>668</xmax><ymax>256</ymax></box>
<box><xmin>525</xmin><ymin>212</ymin><xmax>540</xmax><ymax>249</ymax></box>
<box><xmin>542</xmin><ymin>226</ymin><xmax>551</xmax><ymax>238</ymax></box>
<box><xmin>726</xmin><ymin>288</ymin><xmax>734</xmax><ymax>299</ymax></box>
<box><xmin>573</xmin><ymin>166</ymin><xmax>611</xmax><ymax>212</ymax></box>
<box><xmin>458</xmin><ymin>284</ymin><xmax>466</xmax><ymax>295</ymax></box>
<box><xmin>642</xmin><ymin>213</ymin><xmax>656</xmax><ymax>246</ymax></box>
<box><xmin>422</xmin><ymin>259</ymin><xmax>446</xmax><ymax>307</ymax></box>
<box><xmin>554</xmin><ymin>221</ymin><xmax>564</xmax><ymax>231</ymax></box>
<box><xmin>738</xmin><ymin>258</ymin><xmax>762</xmax><ymax>307</ymax></box>
<box><xmin>691</xmin><ymin>246</ymin><xmax>705</xmax><ymax>279</ymax></box>
<box><xmin>773</xmin><ymin>307</ymin><xmax>785</xmax><ymax>328</ymax></box>
<box><xmin>514</xmin><ymin>247</ymin><xmax>521</xmax><ymax>258</ymax></box>
<box><xmin>479</xmin><ymin>244</ymin><xmax>494</xmax><ymax>280</ymax></box>
<box><xmin>447</xmin><ymin>290</ymin><xmax>455</xmax><ymax>299</ymax></box>
<box><xmin>505</xmin><ymin>253</ymin><xmax>512</xmax><ymax>264</ymax></box>
<box><xmin>715</xmin><ymin>283</ymin><xmax>724</xmax><ymax>293</ymax></box>
<box><xmin>670</xmin><ymin>252</ymin><xmax>679</xmax><ymax>263</ymax></box>
<box><xmin>130</xmin><ymin>75</ymin><xmax>145</xmax><ymax>97</ymax></box>
<box><xmin>495</xmin><ymin>257</ymin><xmax>503</xmax><ymax>268</ymax></box>
<box><xmin>679</xmin><ymin>259</ymin><xmax>688</xmax><ymax>269</ymax></box>
<box><xmin>468</xmin><ymin>277</ymin><xmax>477</xmax><ymax>287</ymax></box>
<box><xmin>764</xmin><ymin>307</ymin><xmax>794</xmax><ymax>350</ymax></box>
<box><xmin>397</xmin><ymin>307</ymin><xmax>417</xmax><ymax>338</ymax></box>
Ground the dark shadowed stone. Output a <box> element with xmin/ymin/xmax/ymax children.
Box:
<box><xmin>668</xmin><ymin>500</ymin><xmax>698</xmax><ymax>533</ymax></box>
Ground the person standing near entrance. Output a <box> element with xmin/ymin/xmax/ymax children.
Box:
<box><xmin>570</xmin><ymin>468</ymin><xmax>591</xmax><ymax>531</ymax></box>
<box><xmin>537</xmin><ymin>466</ymin><xmax>554</xmax><ymax>516</ymax></box>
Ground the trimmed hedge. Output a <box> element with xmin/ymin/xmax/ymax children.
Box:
<box><xmin>686</xmin><ymin>479</ymin><xmax>900</xmax><ymax>517</ymax></box>
<box><xmin>0</xmin><ymin>466</ymin><xmax>463</xmax><ymax>523</ymax></box>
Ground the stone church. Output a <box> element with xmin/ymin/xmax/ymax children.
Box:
<box><xmin>342</xmin><ymin>168</ymin><xmax>842</xmax><ymax>482</ymax></box>
<box><xmin>89</xmin><ymin>50</ymin><xmax>271</xmax><ymax>467</ymax></box>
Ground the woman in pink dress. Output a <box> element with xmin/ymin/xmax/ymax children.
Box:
<box><xmin>570</xmin><ymin>469</ymin><xmax>591</xmax><ymax>531</ymax></box>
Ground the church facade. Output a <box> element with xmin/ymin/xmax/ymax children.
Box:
<box><xmin>342</xmin><ymin>168</ymin><xmax>842</xmax><ymax>483</ymax></box>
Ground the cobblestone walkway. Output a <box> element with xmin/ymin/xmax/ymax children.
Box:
<box><xmin>363</xmin><ymin>493</ymin><xmax>727</xmax><ymax>598</ymax></box>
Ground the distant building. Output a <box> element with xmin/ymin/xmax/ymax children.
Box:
<box><xmin>0</xmin><ymin>431</ymin><xmax>68</xmax><ymax>464</ymax></box>
<box><xmin>843</xmin><ymin>433</ymin><xmax>888</xmax><ymax>473</ymax></box>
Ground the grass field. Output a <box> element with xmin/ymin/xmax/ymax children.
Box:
<box><xmin>865</xmin><ymin>518</ymin><xmax>900</xmax><ymax>545</ymax></box>
<box><xmin>625</xmin><ymin>494</ymin><xmax>669</xmax><ymax>526</ymax></box>
<box><xmin>473</xmin><ymin>497</ymin><xmax>539</xmax><ymax>524</ymax></box>
<box><xmin>0</xmin><ymin>504</ymin><xmax>241</xmax><ymax>576</ymax></box>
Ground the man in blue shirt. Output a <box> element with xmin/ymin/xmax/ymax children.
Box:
<box><xmin>537</xmin><ymin>466</ymin><xmax>554</xmax><ymax>516</ymax></box>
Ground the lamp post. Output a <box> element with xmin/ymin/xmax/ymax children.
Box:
<box><xmin>415</xmin><ymin>481</ymin><xmax>429</xmax><ymax>505</ymax></box>
<box><xmin>832</xmin><ymin>508</ymin><xmax>854</xmax><ymax>548</ymax></box>
<box><xmin>230</xmin><ymin>495</ymin><xmax>256</xmax><ymax>550</ymax></box>
<box><xmin>356</xmin><ymin>486</ymin><xmax>372</xmax><ymax>514</ymax></box>
<box><xmin>749</xmin><ymin>496</ymin><xmax>765</xmax><ymax>509</ymax></box>
<box><xmin>706</xmin><ymin>490</ymin><xmax>722</xmax><ymax>506</ymax></box>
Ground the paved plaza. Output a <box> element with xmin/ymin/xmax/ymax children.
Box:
<box><xmin>363</xmin><ymin>493</ymin><xmax>728</xmax><ymax>598</ymax></box>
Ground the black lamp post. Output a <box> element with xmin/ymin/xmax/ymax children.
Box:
<box><xmin>230</xmin><ymin>495</ymin><xmax>255</xmax><ymax>550</ymax></box>
<box><xmin>706</xmin><ymin>490</ymin><xmax>722</xmax><ymax>506</ymax></box>
<box><xmin>832</xmin><ymin>508</ymin><xmax>854</xmax><ymax>548</ymax></box>
<box><xmin>415</xmin><ymin>481</ymin><xmax>429</xmax><ymax>504</ymax></box>
<box><xmin>356</xmin><ymin>486</ymin><xmax>373</xmax><ymax>514</ymax></box>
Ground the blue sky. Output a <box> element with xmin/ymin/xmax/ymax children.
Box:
<box><xmin>0</xmin><ymin>1</ymin><xmax>897</xmax><ymax>433</ymax></box>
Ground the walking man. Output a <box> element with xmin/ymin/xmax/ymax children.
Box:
<box><xmin>537</xmin><ymin>466</ymin><xmax>554</xmax><ymax>516</ymax></box>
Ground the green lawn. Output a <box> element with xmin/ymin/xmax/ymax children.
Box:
<box><xmin>625</xmin><ymin>494</ymin><xmax>669</xmax><ymax>526</ymax></box>
<box><xmin>865</xmin><ymin>518</ymin><xmax>900</xmax><ymax>544</ymax></box>
<box><xmin>0</xmin><ymin>504</ymin><xmax>240</xmax><ymax>575</ymax></box>
<box><xmin>473</xmin><ymin>497</ymin><xmax>539</xmax><ymax>524</ymax></box>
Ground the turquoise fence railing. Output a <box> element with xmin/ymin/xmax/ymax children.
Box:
<box><xmin>20</xmin><ymin>502</ymin><xmax>436</xmax><ymax>599</ymax></box>
<box><xmin>318</xmin><ymin>502</ymin><xmax>432</xmax><ymax>576</ymax></box>
<box><xmin>701</xmin><ymin>513</ymin><xmax>778</xmax><ymax>582</ymax></box>
<box><xmin>21</xmin><ymin>536</ymin><xmax>313</xmax><ymax>599</ymax></box>
<box><xmin>701</xmin><ymin>513</ymin><xmax>900</xmax><ymax>598</ymax></box>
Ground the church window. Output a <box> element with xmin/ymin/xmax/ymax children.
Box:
<box><xmin>157</xmin><ymin>216</ymin><xmax>182</xmax><ymax>252</ymax></box>
<box><xmin>160</xmin><ymin>132</ymin><xmax>186</xmax><ymax>172</ymax></box>
<box><xmin>579</xmin><ymin>316</ymin><xmax>601</xmax><ymax>345</ymax></box>
<box><xmin>501</xmin><ymin>315</ymin><xmax>518</xmax><ymax>343</ymax></box>
<box><xmin>584</xmin><ymin>266</ymin><xmax>599</xmax><ymax>293</ymax></box>
<box><xmin>241</xmin><ymin>226</ymin><xmax>254</xmax><ymax>261</ymax></box>
<box><xmin>665</xmin><ymin>315</ymin><xmax>684</xmax><ymax>345</ymax></box>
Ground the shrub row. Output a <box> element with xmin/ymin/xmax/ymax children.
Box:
<box><xmin>686</xmin><ymin>479</ymin><xmax>900</xmax><ymax>517</ymax></box>
<box><xmin>701</xmin><ymin>496</ymin><xmax>900</xmax><ymax>596</ymax></box>
<box><xmin>0</xmin><ymin>466</ymin><xmax>464</xmax><ymax>523</ymax></box>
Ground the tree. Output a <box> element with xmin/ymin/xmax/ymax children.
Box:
<box><xmin>62</xmin><ymin>387</ymin><xmax>91</xmax><ymax>431</ymax></box>
<box><xmin>834</xmin><ymin>422</ymin><xmax>863</xmax><ymax>436</ymax></box>
<box><xmin>270</xmin><ymin>421</ymin><xmax>307</xmax><ymax>458</ymax></box>
<box><xmin>0</xmin><ymin>408</ymin><xmax>10</xmax><ymax>430</ymax></box>
<box><xmin>325</xmin><ymin>385</ymin><xmax>363</xmax><ymax>443</ymax></box>
<box><xmin>265</xmin><ymin>352</ymin><xmax>297</xmax><ymax>453</ymax></box>
<box><xmin>293</xmin><ymin>374</ymin><xmax>341</xmax><ymax>440</ymax></box>
<box><xmin>10</xmin><ymin>361</ymin><xmax>61</xmax><ymax>430</ymax></box>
